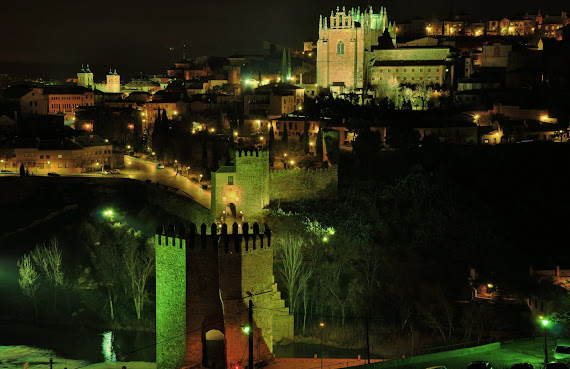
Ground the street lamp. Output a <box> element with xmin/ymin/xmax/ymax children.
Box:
<box><xmin>128</xmin><ymin>161</ymin><xmax>131</xmax><ymax>173</ymax></box>
<box><xmin>319</xmin><ymin>322</ymin><xmax>325</xmax><ymax>369</ymax></box>
<box><xmin>540</xmin><ymin>316</ymin><xmax>550</xmax><ymax>365</ymax></box>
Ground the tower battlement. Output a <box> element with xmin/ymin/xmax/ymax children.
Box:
<box><xmin>155</xmin><ymin>222</ymin><xmax>271</xmax><ymax>253</ymax></box>
<box><xmin>234</xmin><ymin>148</ymin><xmax>270</xmax><ymax>158</ymax></box>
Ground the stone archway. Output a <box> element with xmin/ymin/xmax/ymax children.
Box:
<box><xmin>204</xmin><ymin>329</ymin><xmax>225</xmax><ymax>369</ymax></box>
<box><xmin>226</xmin><ymin>203</ymin><xmax>237</xmax><ymax>218</ymax></box>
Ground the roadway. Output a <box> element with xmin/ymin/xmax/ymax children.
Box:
<box><xmin>0</xmin><ymin>156</ymin><xmax>212</xmax><ymax>209</ymax></box>
<box><xmin>121</xmin><ymin>156</ymin><xmax>211</xmax><ymax>209</ymax></box>
<box><xmin>404</xmin><ymin>337</ymin><xmax>559</xmax><ymax>369</ymax></box>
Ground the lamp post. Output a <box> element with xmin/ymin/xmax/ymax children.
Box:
<box><xmin>128</xmin><ymin>161</ymin><xmax>131</xmax><ymax>174</ymax></box>
<box><xmin>541</xmin><ymin>317</ymin><xmax>550</xmax><ymax>365</ymax></box>
<box><xmin>319</xmin><ymin>322</ymin><xmax>325</xmax><ymax>369</ymax></box>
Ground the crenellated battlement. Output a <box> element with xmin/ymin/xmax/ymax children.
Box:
<box><xmin>155</xmin><ymin>222</ymin><xmax>271</xmax><ymax>253</ymax></box>
<box><xmin>269</xmin><ymin>166</ymin><xmax>336</xmax><ymax>176</ymax></box>
<box><xmin>234</xmin><ymin>148</ymin><xmax>269</xmax><ymax>158</ymax></box>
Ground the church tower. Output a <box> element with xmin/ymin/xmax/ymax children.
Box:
<box><xmin>106</xmin><ymin>69</ymin><xmax>121</xmax><ymax>93</ymax></box>
<box><xmin>316</xmin><ymin>5</ymin><xmax>396</xmax><ymax>96</ymax></box>
<box><xmin>77</xmin><ymin>64</ymin><xmax>94</xmax><ymax>90</ymax></box>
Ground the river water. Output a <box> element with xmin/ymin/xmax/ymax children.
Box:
<box><xmin>0</xmin><ymin>321</ymin><xmax>156</xmax><ymax>363</ymax></box>
<box><xmin>0</xmin><ymin>321</ymin><xmax>371</xmax><ymax>364</ymax></box>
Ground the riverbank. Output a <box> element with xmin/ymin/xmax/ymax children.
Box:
<box><xmin>0</xmin><ymin>346</ymin><xmax>156</xmax><ymax>369</ymax></box>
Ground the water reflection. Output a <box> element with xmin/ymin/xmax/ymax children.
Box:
<box><xmin>0</xmin><ymin>322</ymin><xmax>156</xmax><ymax>363</ymax></box>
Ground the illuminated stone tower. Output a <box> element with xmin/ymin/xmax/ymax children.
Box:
<box><xmin>211</xmin><ymin>149</ymin><xmax>270</xmax><ymax>223</ymax></box>
<box><xmin>106</xmin><ymin>69</ymin><xmax>121</xmax><ymax>93</ymax></box>
<box><xmin>316</xmin><ymin>5</ymin><xmax>396</xmax><ymax>95</ymax></box>
<box><xmin>155</xmin><ymin>223</ymin><xmax>293</xmax><ymax>369</ymax></box>
<box><xmin>77</xmin><ymin>64</ymin><xmax>94</xmax><ymax>90</ymax></box>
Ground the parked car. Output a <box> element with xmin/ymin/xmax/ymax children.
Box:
<box><xmin>0</xmin><ymin>170</ymin><xmax>13</xmax><ymax>174</ymax></box>
<box><xmin>156</xmin><ymin>163</ymin><xmax>165</xmax><ymax>169</ymax></box>
<box><xmin>547</xmin><ymin>363</ymin><xmax>569</xmax><ymax>369</ymax></box>
<box><xmin>554</xmin><ymin>339</ymin><xmax>570</xmax><ymax>361</ymax></box>
<box><xmin>47</xmin><ymin>172</ymin><xmax>60</xmax><ymax>177</ymax></box>
<box><xmin>109</xmin><ymin>169</ymin><xmax>120</xmax><ymax>174</ymax></box>
<box><xmin>511</xmin><ymin>364</ymin><xmax>533</xmax><ymax>369</ymax></box>
<box><xmin>467</xmin><ymin>361</ymin><xmax>493</xmax><ymax>369</ymax></box>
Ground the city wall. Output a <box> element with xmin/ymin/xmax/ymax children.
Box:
<box><xmin>144</xmin><ymin>183</ymin><xmax>213</xmax><ymax>225</ymax></box>
<box><xmin>269</xmin><ymin>165</ymin><xmax>338</xmax><ymax>203</ymax></box>
<box><xmin>155</xmin><ymin>222</ymin><xmax>293</xmax><ymax>369</ymax></box>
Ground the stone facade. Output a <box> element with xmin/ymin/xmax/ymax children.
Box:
<box><xmin>269</xmin><ymin>166</ymin><xmax>338</xmax><ymax>203</ymax></box>
<box><xmin>211</xmin><ymin>150</ymin><xmax>269</xmax><ymax>223</ymax></box>
<box><xmin>155</xmin><ymin>223</ymin><xmax>293</xmax><ymax>369</ymax></box>
<box><xmin>369</xmin><ymin>47</ymin><xmax>454</xmax><ymax>89</ymax></box>
<box><xmin>317</xmin><ymin>5</ymin><xmax>396</xmax><ymax>95</ymax></box>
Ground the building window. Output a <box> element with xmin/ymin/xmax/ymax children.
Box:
<box><xmin>46</xmin><ymin>155</ymin><xmax>50</xmax><ymax>159</ymax></box>
<box><xmin>39</xmin><ymin>155</ymin><xmax>43</xmax><ymax>159</ymax></box>
<box><xmin>337</xmin><ymin>41</ymin><xmax>345</xmax><ymax>55</ymax></box>
<box><xmin>58</xmin><ymin>155</ymin><xmax>63</xmax><ymax>159</ymax></box>
<box><xmin>228</xmin><ymin>176</ymin><xmax>234</xmax><ymax>185</ymax></box>
<box><xmin>58</xmin><ymin>163</ymin><xmax>63</xmax><ymax>168</ymax></box>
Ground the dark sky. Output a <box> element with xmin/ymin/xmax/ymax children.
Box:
<box><xmin>1</xmin><ymin>0</ymin><xmax>566</xmax><ymax>77</ymax></box>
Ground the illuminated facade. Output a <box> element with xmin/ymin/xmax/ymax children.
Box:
<box><xmin>369</xmin><ymin>47</ymin><xmax>454</xmax><ymax>91</ymax></box>
<box><xmin>77</xmin><ymin>65</ymin><xmax>94</xmax><ymax>90</ymax></box>
<box><xmin>11</xmin><ymin>135</ymin><xmax>113</xmax><ymax>174</ymax></box>
<box><xmin>316</xmin><ymin>5</ymin><xmax>396</xmax><ymax>95</ymax></box>
<box><xmin>106</xmin><ymin>70</ymin><xmax>121</xmax><ymax>93</ymax></box>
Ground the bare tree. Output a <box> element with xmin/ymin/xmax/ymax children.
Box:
<box><xmin>123</xmin><ymin>233</ymin><xmax>155</xmax><ymax>320</ymax></box>
<box><xmin>30</xmin><ymin>239</ymin><xmax>64</xmax><ymax>311</ymax></box>
<box><xmin>277</xmin><ymin>233</ymin><xmax>305</xmax><ymax>317</ymax></box>
<box><xmin>18</xmin><ymin>254</ymin><xmax>40</xmax><ymax>318</ymax></box>
<box><xmin>299</xmin><ymin>267</ymin><xmax>313</xmax><ymax>334</ymax></box>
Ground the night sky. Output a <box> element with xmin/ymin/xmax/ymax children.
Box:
<box><xmin>1</xmin><ymin>0</ymin><xmax>566</xmax><ymax>76</ymax></box>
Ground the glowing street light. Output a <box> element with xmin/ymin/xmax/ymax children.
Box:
<box><xmin>539</xmin><ymin>316</ymin><xmax>550</xmax><ymax>365</ymax></box>
<box><xmin>320</xmin><ymin>322</ymin><xmax>325</xmax><ymax>369</ymax></box>
<box><xmin>241</xmin><ymin>324</ymin><xmax>251</xmax><ymax>334</ymax></box>
<box><xmin>103</xmin><ymin>209</ymin><xmax>114</xmax><ymax>217</ymax></box>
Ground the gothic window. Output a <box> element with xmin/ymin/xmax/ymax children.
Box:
<box><xmin>228</xmin><ymin>176</ymin><xmax>234</xmax><ymax>185</ymax></box>
<box><xmin>337</xmin><ymin>41</ymin><xmax>345</xmax><ymax>55</ymax></box>
<box><xmin>339</xmin><ymin>15</ymin><xmax>343</xmax><ymax>25</ymax></box>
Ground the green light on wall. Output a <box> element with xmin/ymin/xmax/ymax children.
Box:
<box><xmin>241</xmin><ymin>324</ymin><xmax>251</xmax><ymax>334</ymax></box>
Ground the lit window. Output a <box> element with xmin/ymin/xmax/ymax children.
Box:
<box><xmin>58</xmin><ymin>155</ymin><xmax>63</xmax><ymax>159</ymax></box>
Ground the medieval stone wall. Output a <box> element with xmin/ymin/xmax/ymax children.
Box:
<box><xmin>145</xmin><ymin>183</ymin><xmax>213</xmax><ymax>225</ymax></box>
<box><xmin>269</xmin><ymin>165</ymin><xmax>338</xmax><ymax>203</ymax></box>
<box><xmin>154</xmin><ymin>223</ymin><xmax>293</xmax><ymax>369</ymax></box>
<box><xmin>155</xmin><ymin>234</ymin><xmax>186</xmax><ymax>369</ymax></box>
